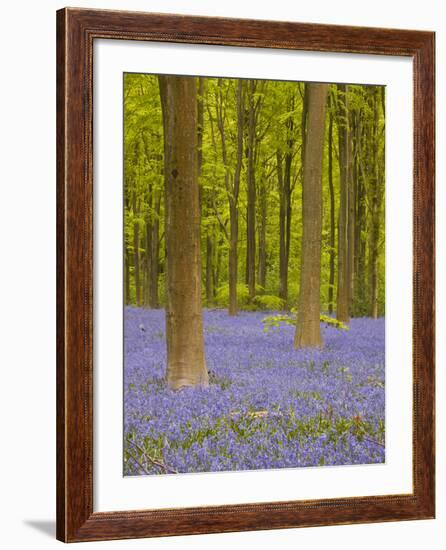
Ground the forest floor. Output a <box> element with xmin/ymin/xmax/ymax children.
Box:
<box><xmin>124</xmin><ymin>307</ymin><xmax>385</xmax><ymax>475</ymax></box>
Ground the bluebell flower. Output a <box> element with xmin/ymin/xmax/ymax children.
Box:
<box><xmin>124</xmin><ymin>307</ymin><xmax>385</xmax><ymax>475</ymax></box>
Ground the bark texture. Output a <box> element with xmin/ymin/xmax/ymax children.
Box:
<box><xmin>132</xmin><ymin>189</ymin><xmax>141</xmax><ymax>306</ymax></box>
<box><xmin>246</xmin><ymin>80</ymin><xmax>257</xmax><ymax>301</ymax></box>
<box><xmin>328</xmin><ymin>98</ymin><xmax>336</xmax><ymax>314</ymax></box>
<box><xmin>336</xmin><ymin>84</ymin><xmax>350</xmax><ymax>323</ymax></box>
<box><xmin>159</xmin><ymin>76</ymin><xmax>209</xmax><ymax>390</ymax></box>
<box><xmin>294</xmin><ymin>83</ymin><xmax>328</xmax><ymax>348</ymax></box>
<box><xmin>368</xmin><ymin>86</ymin><xmax>382</xmax><ymax>319</ymax></box>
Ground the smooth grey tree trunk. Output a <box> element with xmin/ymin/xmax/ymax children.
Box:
<box><xmin>159</xmin><ymin>75</ymin><xmax>209</xmax><ymax>390</ymax></box>
<box><xmin>294</xmin><ymin>83</ymin><xmax>328</xmax><ymax>349</ymax></box>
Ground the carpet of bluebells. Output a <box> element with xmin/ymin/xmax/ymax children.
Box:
<box><xmin>124</xmin><ymin>307</ymin><xmax>385</xmax><ymax>475</ymax></box>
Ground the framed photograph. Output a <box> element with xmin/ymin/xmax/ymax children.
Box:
<box><xmin>56</xmin><ymin>7</ymin><xmax>435</xmax><ymax>542</ymax></box>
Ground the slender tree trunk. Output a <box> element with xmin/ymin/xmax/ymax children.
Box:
<box><xmin>144</xmin><ymin>187</ymin><xmax>160</xmax><ymax>308</ymax></box>
<box><xmin>215</xmin><ymin>79</ymin><xmax>243</xmax><ymax>316</ymax></box>
<box><xmin>328</xmin><ymin>98</ymin><xmax>336</xmax><ymax>314</ymax></box>
<box><xmin>369</xmin><ymin>219</ymin><xmax>379</xmax><ymax>319</ymax></box>
<box><xmin>150</xmin><ymin>191</ymin><xmax>160</xmax><ymax>307</ymax></box>
<box><xmin>277</xmin><ymin>152</ymin><xmax>287</xmax><ymax>304</ymax></box>
<box><xmin>228</xmin><ymin>80</ymin><xmax>244</xmax><ymax>315</ymax></box>
<box><xmin>246</xmin><ymin>80</ymin><xmax>257</xmax><ymax>301</ymax></box>
<box><xmin>197</xmin><ymin>78</ymin><xmax>214</xmax><ymax>307</ymax></box>
<box><xmin>132</xmin><ymin>190</ymin><xmax>141</xmax><ymax>307</ymax></box>
<box><xmin>284</xmin><ymin>105</ymin><xmax>293</xmax><ymax>296</ymax></box>
<box><xmin>278</xmin><ymin>90</ymin><xmax>297</xmax><ymax>308</ymax></box>
<box><xmin>347</xmin><ymin>106</ymin><xmax>356</xmax><ymax>316</ymax></box>
<box><xmin>159</xmin><ymin>75</ymin><xmax>208</xmax><ymax>390</ymax></box>
<box><xmin>355</xmin><ymin>175</ymin><xmax>366</xmax><ymax>314</ymax></box>
<box><xmin>124</xmin><ymin>194</ymin><xmax>131</xmax><ymax>305</ymax></box>
<box><xmin>206</xmin><ymin>233</ymin><xmax>214</xmax><ymax>305</ymax></box>
<box><xmin>294</xmin><ymin>83</ymin><xmax>328</xmax><ymax>348</ymax></box>
<box><xmin>355</xmin><ymin>117</ymin><xmax>367</xmax><ymax>315</ymax></box>
<box><xmin>336</xmin><ymin>84</ymin><xmax>350</xmax><ymax>323</ymax></box>
<box><xmin>125</xmin><ymin>246</ymin><xmax>131</xmax><ymax>305</ymax></box>
<box><xmin>228</xmin><ymin>203</ymin><xmax>239</xmax><ymax>315</ymax></box>
<box><xmin>215</xmin><ymin>232</ymin><xmax>223</xmax><ymax>296</ymax></box>
<box><xmin>257</xmin><ymin>177</ymin><xmax>267</xmax><ymax>289</ymax></box>
<box><xmin>368</xmin><ymin>87</ymin><xmax>381</xmax><ymax>319</ymax></box>
<box><xmin>145</xmin><ymin>201</ymin><xmax>153</xmax><ymax>306</ymax></box>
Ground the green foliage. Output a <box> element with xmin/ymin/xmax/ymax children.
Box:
<box><xmin>215</xmin><ymin>283</ymin><xmax>250</xmax><ymax>307</ymax></box>
<box><xmin>215</xmin><ymin>284</ymin><xmax>286</xmax><ymax>311</ymax></box>
<box><xmin>319</xmin><ymin>314</ymin><xmax>349</xmax><ymax>330</ymax></box>
<box><xmin>262</xmin><ymin>309</ymin><xmax>349</xmax><ymax>332</ymax></box>
<box><xmin>123</xmin><ymin>75</ymin><xmax>386</xmax><ymax>318</ymax></box>
<box><xmin>253</xmin><ymin>294</ymin><xmax>285</xmax><ymax>311</ymax></box>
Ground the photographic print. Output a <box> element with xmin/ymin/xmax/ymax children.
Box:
<box><xmin>57</xmin><ymin>10</ymin><xmax>435</xmax><ymax>540</ymax></box>
<box><xmin>123</xmin><ymin>74</ymin><xmax>385</xmax><ymax>476</ymax></box>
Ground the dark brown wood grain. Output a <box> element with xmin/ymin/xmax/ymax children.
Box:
<box><xmin>56</xmin><ymin>7</ymin><xmax>435</xmax><ymax>542</ymax></box>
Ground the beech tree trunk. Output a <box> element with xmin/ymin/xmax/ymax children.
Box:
<box><xmin>228</xmin><ymin>204</ymin><xmax>238</xmax><ymax>315</ymax></box>
<box><xmin>214</xmin><ymin>79</ymin><xmax>244</xmax><ymax>316</ymax></box>
<box><xmin>228</xmin><ymin>80</ymin><xmax>244</xmax><ymax>315</ymax></box>
<box><xmin>328</xmin><ymin>98</ymin><xmax>336</xmax><ymax>314</ymax></box>
<box><xmin>228</xmin><ymin>85</ymin><xmax>242</xmax><ymax>316</ymax></box>
<box><xmin>294</xmin><ymin>83</ymin><xmax>328</xmax><ymax>348</ymax></box>
<box><xmin>355</xmin><ymin>116</ymin><xmax>367</xmax><ymax>315</ymax></box>
<box><xmin>206</xmin><ymin>233</ymin><xmax>214</xmax><ymax>305</ymax></box>
<box><xmin>132</xmin><ymin>189</ymin><xmax>141</xmax><ymax>307</ymax></box>
<box><xmin>159</xmin><ymin>75</ymin><xmax>208</xmax><ymax>390</ymax></box>
<box><xmin>336</xmin><ymin>84</ymin><xmax>350</xmax><ymax>324</ymax></box>
<box><xmin>150</xmin><ymin>191</ymin><xmax>160</xmax><ymax>307</ymax></box>
<box><xmin>347</xmin><ymin>107</ymin><xmax>356</xmax><ymax>316</ymax></box>
<box><xmin>277</xmin><ymin>93</ymin><xmax>294</xmax><ymax>306</ymax></box>
<box><xmin>257</xmin><ymin>176</ymin><xmax>267</xmax><ymax>289</ymax></box>
<box><xmin>278</xmin><ymin>174</ymin><xmax>292</xmax><ymax>304</ymax></box>
<box><xmin>368</xmin><ymin>86</ymin><xmax>381</xmax><ymax>319</ymax></box>
<box><xmin>125</xmin><ymin>193</ymin><xmax>131</xmax><ymax>305</ymax></box>
<box><xmin>144</xmin><ymin>204</ymin><xmax>152</xmax><ymax>307</ymax></box>
<box><xmin>277</xmin><ymin>152</ymin><xmax>286</xmax><ymax>304</ymax></box>
<box><xmin>284</xmin><ymin>109</ymin><xmax>293</xmax><ymax>298</ymax></box>
<box><xmin>197</xmin><ymin>78</ymin><xmax>214</xmax><ymax>307</ymax></box>
<box><xmin>125</xmin><ymin>246</ymin><xmax>131</xmax><ymax>305</ymax></box>
<box><xmin>215</xmin><ymin>232</ymin><xmax>224</xmax><ymax>297</ymax></box>
<box><xmin>144</xmin><ymin>185</ymin><xmax>160</xmax><ymax>308</ymax></box>
<box><xmin>246</xmin><ymin>80</ymin><xmax>257</xmax><ymax>301</ymax></box>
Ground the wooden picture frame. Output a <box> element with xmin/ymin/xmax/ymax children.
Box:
<box><xmin>56</xmin><ymin>7</ymin><xmax>435</xmax><ymax>542</ymax></box>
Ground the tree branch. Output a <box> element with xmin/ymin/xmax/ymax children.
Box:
<box><xmin>126</xmin><ymin>439</ymin><xmax>178</xmax><ymax>474</ymax></box>
<box><xmin>211</xmin><ymin>195</ymin><xmax>229</xmax><ymax>241</ymax></box>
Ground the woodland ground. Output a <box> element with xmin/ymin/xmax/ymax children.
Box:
<box><xmin>124</xmin><ymin>307</ymin><xmax>385</xmax><ymax>475</ymax></box>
